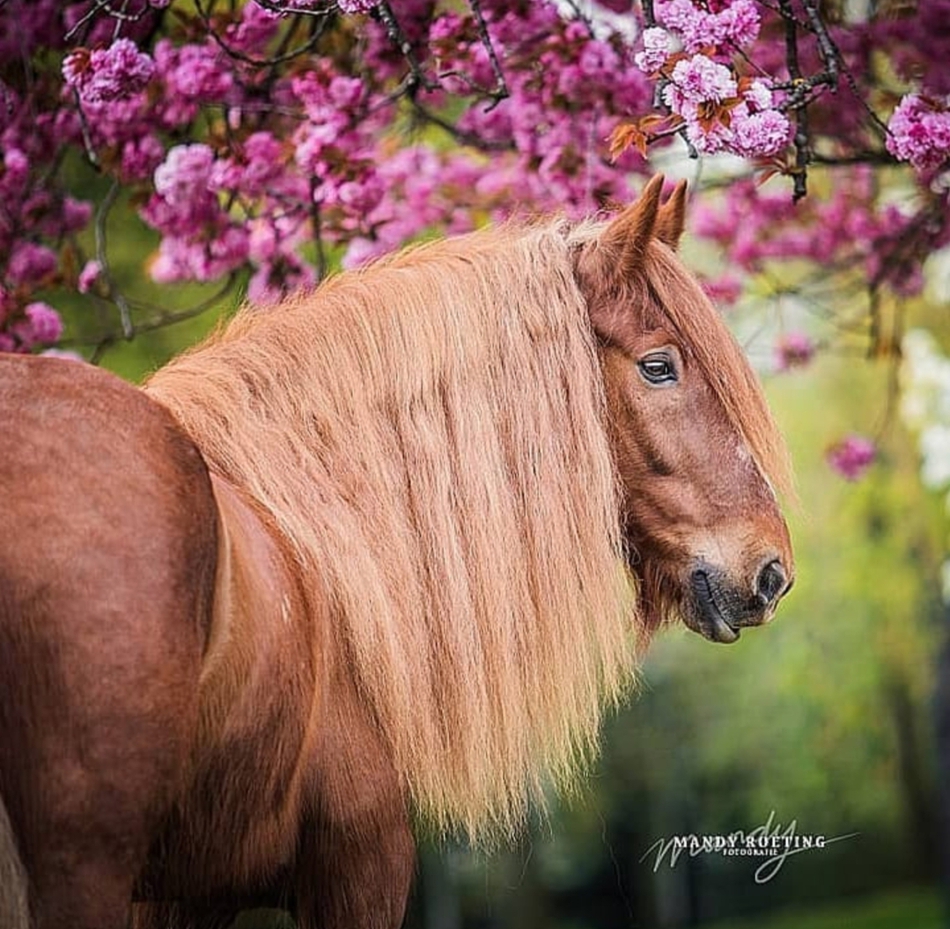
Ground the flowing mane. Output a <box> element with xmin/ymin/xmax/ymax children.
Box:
<box><xmin>146</xmin><ymin>222</ymin><xmax>636</xmax><ymax>840</ymax></box>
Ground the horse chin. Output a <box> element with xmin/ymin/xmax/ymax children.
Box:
<box><xmin>683</xmin><ymin>606</ymin><xmax>741</xmax><ymax>644</ymax></box>
<box><xmin>684</xmin><ymin>570</ymin><xmax>742</xmax><ymax>645</ymax></box>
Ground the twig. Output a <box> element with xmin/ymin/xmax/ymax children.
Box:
<box><xmin>467</xmin><ymin>0</ymin><xmax>509</xmax><ymax>108</ymax></box>
<box><xmin>778</xmin><ymin>0</ymin><xmax>809</xmax><ymax>201</ymax></box>
<box><xmin>410</xmin><ymin>100</ymin><xmax>514</xmax><ymax>151</ymax></box>
<box><xmin>72</xmin><ymin>90</ymin><xmax>100</xmax><ymax>168</ymax></box>
<box><xmin>64</xmin><ymin>0</ymin><xmax>149</xmax><ymax>42</ymax></box>
<box><xmin>94</xmin><ymin>181</ymin><xmax>134</xmax><ymax>339</ymax></box>
<box><xmin>251</xmin><ymin>0</ymin><xmax>332</xmax><ymax>18</ymax></box>
<box><xmin>375</xmin><ymin>0</ymin><xmax>437</xmax><ymax>95</ymax></box>
<box><xmin>801</xmin><ymin>0</ymin><xmax>839</xmax><ymax>87</ymax></box>
<box><xmin>73</xmin><ymin>275</ymin><xmax>238</xmax><ymax>361</ymax></box>
<box><xmin>194</xmin><ymin>0</ymin><xmax>328</xmax><ymax>68</ymax></box>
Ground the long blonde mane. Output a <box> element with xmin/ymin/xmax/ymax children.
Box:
<box><xmin>146</xmin><ymin>223</ymin><xmax>636</xmax><ymax>841</ymax></box>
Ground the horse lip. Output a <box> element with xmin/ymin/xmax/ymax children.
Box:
<box><xmin>689</xmin><ymin>570</ymin><xmax>741</xmax><ymax>644</ymax></box>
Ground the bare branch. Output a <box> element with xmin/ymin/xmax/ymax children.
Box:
<box><xmin>467</xmin><ymin>0</ymin><xmax>509</xmax><ymax>107</ymax></box>
<box><xmin>778</xmin><ymin>0</ymin><xmax>810</xmax><ymax>201</ymax></box>
<box><xmin>194</xmin><ymin>0</ymin><xmax>328</xmax><ymax>68</ymax></box>
<box><xmin>375</xmin><ymin>1</ymin><xmax>438</xmax><ymax>95</ymax></box>
<box><xmin>94</xmin><ymin>181</ymin><xmax>133</xmax><ymax>339</ymax></box>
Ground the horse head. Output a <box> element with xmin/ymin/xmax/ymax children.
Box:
<box><xmin>576</xmin><ymin>175</ymin><xmax>794</xmax><ymax>644</ymax></box>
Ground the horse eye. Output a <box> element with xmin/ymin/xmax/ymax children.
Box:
<box><xmin>638</xmin><ymin>354</ymin><xmax>677</xmax><ymax>385</ymax></box>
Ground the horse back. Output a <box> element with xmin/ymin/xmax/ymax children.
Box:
<box><xmin>0</xmin><ymin>354</ymin><xmax>219</xmax><ymax>925</ymax></box>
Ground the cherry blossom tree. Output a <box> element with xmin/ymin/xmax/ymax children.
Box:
<box><xmin>1</xmin><ymin>0</ymin><xmax>948</xmax><ymax>479</ymax></box>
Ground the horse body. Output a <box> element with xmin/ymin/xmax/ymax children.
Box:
<box><xmin>0</xmin><ymin>356</ymin><xmax>216</xmax><ymax>926</ymax></box>
<box><xmin>139</xmin><ymin>473</ymin><xmax>413</xmax><ymax>927</ymax></box>
<box><xmin>0</xmin><ymin>177</ymin><xmax>793</xmax><ymax>928</ymax></box>
<box><xmin>0</xmin><ymin>358</ymin><xmax>413</xmax><ymax>927</ymax></box>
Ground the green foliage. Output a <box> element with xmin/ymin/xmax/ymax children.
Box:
<box><xmin>701</xmin><ymin>886</ymin><xmax>943</xmax><ymax>929</ymax></box>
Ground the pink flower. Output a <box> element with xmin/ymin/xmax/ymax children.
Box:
<box><xmin>701</xmin><ymin>273</ymin><xmax>743</xmax><ymax>305</ymax></box>
<box><xmin>731</xmin><ymin>109</ymin><xmax>791</xmax><ymax>157</ymax></box>
<box><xmin>227</xmin><ymin>4</ymin><xmax>281</xmax><ymax>54</ymax></box>
<box><xmin>337</xmin><ymin>0</ymin><xmax>378</xmax><ymax>12</ymax></box>
<box><xmin>61</xmin><ymin>197</ymin><xmax>92</xmax><ymax>233</ymax></box>
<box><xmin>78</xmin><ymin>259</ymin><xmax>102</xmax><ymax>294</ymax></box>
<box><xmin>11</xmin><ymin>301</ymin><xmax>63</xmax><ymax>348</ymax></box>
<box><xmin>656</xmin><ymin>0</ymin><xmax>760</xmax><ymax>53</ymax></box>
<box><xmin>827</xmin><ymin>435</ymin><xmax>876</xmax><ymax>481</ymax></box>
<box><xmin>664</xmin><ymin>55</ymin><xmax>737</xmax><ymax>110</ymax></box>
<box><xmin>635</xmin><ymin>28</ymin><xmax>671</xmax><ymax>75</ymax></box>
<box><xmin>63</xmin><ymin>39</ymin><xmax>155</xmax><ymax>104</ymax></box>
<box><xmin>165</xmin><ymin>44</ymin><xmax>233</xmax><ymax>100</ymax></box>
<box><xmin>717</xmin><ymin>0</ymin><xmax>761</xmax><ymax>49</ymax></box>
<box><xmin>886</xmin><ymin>93</ymin><xmax>950</xmax><ymax>171</ymax></box>
<box><xmin>774</xmin><ymin>331</ymin><xmax>815</xmax><ymax>371</ymax></box>
<box><xmin>154</xmin><ymin>144</ymin><xmax>215</xmax><ymax>206</ymax></box>
<box><xmin>121</xmin><ymin>135</ymin><xmax>165</xmax><ymax>181</ymax></box>
<box><xmin>0</xmin><ymin>148</ymin><xmax>29</xmax><ymax>198</ymax></box>
<box><xmin>7</xmin><ymin>242</ymin><xmax>57</xmax><ymax>285</ymax></box>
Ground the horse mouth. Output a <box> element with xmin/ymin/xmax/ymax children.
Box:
<box><xmin>687</xmin><ymin>570</ymin><xmax>740</xmax><ymax>644</ymax></box>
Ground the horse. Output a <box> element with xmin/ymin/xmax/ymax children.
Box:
<box><xmin>0</xmin><ymin>174</ymin><xmax>794</xmax><ymax>929</ymax></box>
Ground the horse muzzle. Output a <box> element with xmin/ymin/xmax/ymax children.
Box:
<box><xmin>685</xmin><ymin>559</ymin><xmax>792</xmax><ymax>644</ymax></box>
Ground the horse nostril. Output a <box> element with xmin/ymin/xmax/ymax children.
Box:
<box><xmin>756</xmin><ymin>559</ymin><xmax>787</xmax><ymax>606</ymax></box>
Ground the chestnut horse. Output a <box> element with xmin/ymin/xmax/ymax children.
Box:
<box><xmin>0</xmin><ymin>176</ymin><xmax>793</xmax><ymax>929</ymax></box>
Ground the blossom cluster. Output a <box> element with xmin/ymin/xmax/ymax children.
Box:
<box><xmin>886</xmin><ymin>94</ymin><xmax>950</xmax><ymax>173</ymax></box>
<box><xmin>826</xmin><ymin>436</ymin><xmax>876</xmax><ymax>482</ymax></box>
<box><xmin>631</xmin><ymin>1</ymin><xmax>790</xmax><ymax>157</ymax></box>
<box><xmin>0</xmin><ymin>0</ymin><xmax>947</xmax><ymax>380</ymax></box>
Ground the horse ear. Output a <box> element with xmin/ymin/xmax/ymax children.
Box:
<box><xmin>600</xmin><ymin>173</ymin><xmax>666</xmax><ymax>273</ymax></box>
<box><xmin>655</xmin><ymin>179</ymin><xmax>688</xmax><ymax>249</ymax></box>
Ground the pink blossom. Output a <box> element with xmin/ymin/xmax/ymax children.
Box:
<box><xmin>121</xmin><ymin>135</ymin><xmax>166</xmax><ymax>181</ymax></box>
<box><xmin>337</xmin><ymin>0</ymin><xmax>378</xmax><ymax>12</ymax></box>
<box><xmin>78</xmin><ymin>260</ymin><xmax>102</xmax><ymax>294</ymax></box>
<box><xmin>717</xmin><ymin>1</ymin><xmax>761</xmax><ymax>49</ymax></box>
<box><xmin>61</xmin><ymin>198</ymin><xmax>92</xmax><ymax>234</ymax></box>
<box><xmin>663</xmin><ymin>55</ymin><xmax>737</xmax><ymax>110</ymax></box>
<box><xmin>700</xmin><ymin>273</ymin><xmax>743</xmax><ymax>305</ymax></box>
<box><xmin>7</xmin><ymin>243</ymin><xmax>57</xmax><ymax>285</ymax></box>
<box><xmin>731</xmin><ymin>109</ymin><xmax>791</xmax><ymax>157</ymax></box>
<box><xmin>886</xmin><ymin>93</ymin><xmax>950</xmax><ymax>171</ymax></box>
<box><xmin>744</xmin><ymin>80</ymin><xmax>774</xmax><ymax>112</ymax></box>
<box><xmin>635</xmin><ymin>28</ymin><xmax>671</xmax><ymax>74</ymax></box>
<box><xmin>12</xmin><ymin>301</ymin><xmax>63</xmax><ymax>348</ymax></box>
<box><xmin>63</xmin><ymin>39</ymin><xmax>155</xmax><ymax>103</ymax></box>
<box><xmin>656</xmin><ymin>0</ymin><xmax>760</xmax><ymax>53</ymax></box>
<box><xmin>151</xmin><ymin>226</ymin><xmax>250</xmax><ymax>284</ymax></box>
<box><xmin>1</xmin><ymin>148</ymin><xmax>29</xmax><ymax>198</ymax></box>
<box><xmin>154</xmin><ymin>144</ymin><xmax>215</xmax><ymax>206</ymax></box>
<box><xmin>210</xmin><ymin>132</ymin><xmax>285</xmax><ymax>197</ymax></box>
<box><xmin>248</xmin><ymin>255</ymin><xmax>316</xmax><ymax>305</ymax></box>
<box><xmin>226</xmin><ymin>4</ymin><xmax>281</xmax><ymax>53</ymax></box>
<box><xmin>774</xmin><ymin>331</ymin><xmax>815</xmax><ymax>371</ymax></box>
<box><xmin>827</xmin><ymin>435</ymin><xmax>876</xmax><ymax>481</ymax></box>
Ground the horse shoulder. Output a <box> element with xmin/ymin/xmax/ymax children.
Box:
<box><xmin>155</xmin><ymin>474</ymin><xmax>322</xmax><ymax>888</ymax></box>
